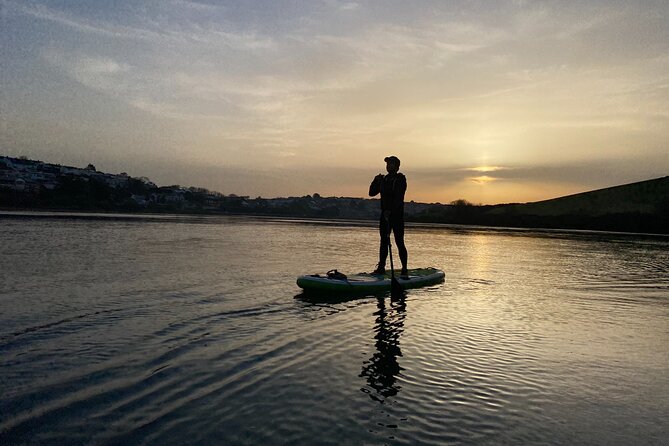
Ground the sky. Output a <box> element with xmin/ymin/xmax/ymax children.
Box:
<box><xmin>1</xmin><ymin>0</ymin><xmax>668</xmax><ymax>204</ymax></box>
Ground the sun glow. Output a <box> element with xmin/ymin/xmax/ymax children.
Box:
<box><xmin>466</xmin><ymin>166</ymin><xmax>505</xmax><ymax>173</ymax></box>
<box><xmin>469</xmin><ymin>175</ymin><xmax>498</xmax><ymax>185</ymax></box>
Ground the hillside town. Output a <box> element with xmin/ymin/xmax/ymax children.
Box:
<box><xmin>0</xmin><ymin>155</ymin><xmax>434</xmax><ymax>218</ymax></box>
<box><xmin>0</xmin><ymin>155</ymin><xmax>247</xmax><ymax>212</ymax></box>
<box><xmin>1</xmin><ymin>155</ymin><xmax>136</xmax><ymax>192</ymax></box>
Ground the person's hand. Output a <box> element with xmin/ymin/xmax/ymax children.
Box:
<box><xmin>375</xmin><ymin>173</ymin><xmax>384</xmax><ymax>182</ymax></box>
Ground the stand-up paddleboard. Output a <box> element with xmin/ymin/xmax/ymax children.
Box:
<box><xmin>297</xmin><ymin>267</ymin><xmax>445</xmax><ymax>294</ymax></box>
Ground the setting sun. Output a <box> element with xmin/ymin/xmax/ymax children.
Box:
<box><xmin>466</xmin><ymin>166</ymin><xmax>505</xmax><ymax>173</ymax></box>
<box><xmin>468</xmin><ymin>176</ymin><xmax>498</xmax><ymax>185</ymax></box>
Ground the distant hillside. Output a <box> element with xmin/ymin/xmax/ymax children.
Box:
<box><xmin>498</xmin><ymin>176</ymin><xmax>669</xmax><ymax>216</ymax></box>
<box><xmin>411</xmin><ymin>176</ymin><xmax>669</xmax><ymax>234</ymax></box>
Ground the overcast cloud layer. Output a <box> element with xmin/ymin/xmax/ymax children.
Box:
<box><xmin>2</xmin><ymin>0</ymin><xmax>668</xmax><ymax>203</ymax></box>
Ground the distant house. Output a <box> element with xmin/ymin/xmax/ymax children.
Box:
<box><xmin>9</xmin><ymin>158</ymin><xmax>38</xmax><ymax>170</ymax></box>
<box><xmin>164</xmin><ymin>190</ymin><xmax>186</xmax><ymax>203</ymax></box>
<box><xmin>267</xmin><ymin>198</ymin><xmax>292</xmax><ymax>207</ymax></box>
<box><xmin>0</xmin><ymin>173</ymin><xmax>17</xmax><ymax>190</ymax></box>
<box><xmin>0</xmin><ymin>158</ymin><xmax>14</xmax><ymax>171</ymax></box>
<box><xmin>59</xmin><ymin>166</ymin><xmax>83</xmax><ymax>175</ymax></box>
<box><xmin>38</xmin><ymin>164</ymin><xmax>60</xmax><ymax>175</ymax></box>
<box><xmin>131</xmin><ymin>194</ymin><xmax>148</xmax><ymax>206</ymax></box>
<box><xmin>99</xmin><ymin>174</ymin><xmax>125</xmax><ymax>188</ymax></box>
<box><xmin>204</xmin><ymin>196</ymin><xmax>222</xmax><ymax>207</ymax></box>
<box><xmin>28</xmin><ymin>171</ymin><xmax>53</xmax><ymax>183</ymax></box>
<box><xmin>13</xmin><ymin>178</ymin><xmax>26</xmax><ymax>192</ymax></box>
<box><xmin>28</xmin><ymin>172</ymin><xmax>59</xmax><ymax>191</ymax></box>
<box><xmin>153</xmin><ymin>187</ymin><xmax>186</xmax><ymax>205</ymax></box>
<box><xmin>138</xmin><ymin>177</ymin><xmax>157</xmax><ymax>189</ymax></box>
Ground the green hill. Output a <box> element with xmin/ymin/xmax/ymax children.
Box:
<box><xmin>412</xmin><ymin>176</ymin><xmax>669</xmax><ymax>234</ymax></box>
<box><xmin>483</xmin><ymin>176</ymin><xmax>669</xmax><ymax>233</ymax></box>
<box><xmin>498</xmin><ymin>176</ymin><xmax>669</xmax><ymax>216</ymax></box>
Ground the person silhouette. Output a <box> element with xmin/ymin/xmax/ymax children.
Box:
<box><xmin>368</xmin><ymin>156</ymin><xmax>408</xmax><ymax>279</ymax></box>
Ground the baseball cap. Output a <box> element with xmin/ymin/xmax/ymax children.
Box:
<box><xmin>384</xmin><ymin>156</ymin><xmax>400</xmax><ymax>166</ymax></box>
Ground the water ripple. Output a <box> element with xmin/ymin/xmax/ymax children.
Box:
<box><xmin>1</xmin><ymin>218</ymin><xmax>668</xmax><ymax>445</ymax></box>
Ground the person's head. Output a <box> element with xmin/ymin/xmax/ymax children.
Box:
<box><xmin>384</xmin><ymin>156</ymin><xmax>400</xmax><ymax>174</ymax></box>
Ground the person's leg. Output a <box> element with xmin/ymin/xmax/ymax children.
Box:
<box><xmin>376</xmin><ymin>215</ymin><xmax>389</xmax><ymax>272</ymax></box>
<box><xmin>392</xmin><ymin>216</ymin><xmax>408</xmax><ymax>274</ymax></box>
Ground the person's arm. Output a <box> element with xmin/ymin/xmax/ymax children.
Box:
<box><xmin>369</xmin><ymin>174</ymin><xmax>383</xmax><ymax>197</ymax></box>
<box><xmin>397</xmin><ymin>174</ymin><xmax>407</xmax><ymax>195</ymax></box>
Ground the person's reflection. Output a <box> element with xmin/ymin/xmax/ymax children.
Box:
<box><xmin>359</xmin><ymin>295</ymin><xmax>407</xmax><ymax>402</ymax></box>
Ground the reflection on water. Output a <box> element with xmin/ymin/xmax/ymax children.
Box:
<box><xmin>360</xmin><ymin>295</ymin><xmax>407</xmax><ymax>402</ymax></box>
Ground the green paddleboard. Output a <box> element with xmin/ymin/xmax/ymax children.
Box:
<box><xmin>297</xmin><ymin>267</ymin><xmax>445</xmax><ymax>294</ymax></box>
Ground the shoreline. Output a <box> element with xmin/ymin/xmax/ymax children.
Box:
<box><xmin>2</xmin><ymin>208</ymin><xmax>667</xmax><ymax>239</ymax></box>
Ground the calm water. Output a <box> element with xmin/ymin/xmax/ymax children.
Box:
<box><xmin>1</xmin><ymin>214</ymin><xmax>668</xmax><ymax>445</ymax></box>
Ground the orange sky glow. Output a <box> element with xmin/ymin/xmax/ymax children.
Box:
<box><xmin>2</xmin><ymin>1</ymin><xmax>668</xmax><ymax>204</ymax></box>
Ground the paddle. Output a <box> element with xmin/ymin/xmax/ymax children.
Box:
<box><xmin>386</xmin><ymin>216</ymin><xmax>403</xmax><ymax>298</ymax></box>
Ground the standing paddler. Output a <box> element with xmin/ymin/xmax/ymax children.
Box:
<box><xmin>369</xmin><ymin>156</ymin><xmax>408</xmax><ymax>279</ymax></box>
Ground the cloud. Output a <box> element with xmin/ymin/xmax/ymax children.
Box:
<box><xmin>7</xmin><ymin>0</ymin><xmax>274</xmax><ymax>49</ymax></box>
<box><xmin>7</xmin><ymin>1</ymin><xmax>166</xmax><ymax>41</ymax></box>
<box><xmin>323</xmin><ymin>0</ymin><xmax>360</xmax><ymax>11</ymax></box>
<box><xmin>76</xmin><ymin>57</ymin><xmax>128</xmax><ymax>74</ymax></box>
<box><xmin>32</xmin><ymin>0</ymin><xmax>659</xmax><ymax>127</ymax></box>
<box><xmin>33</xmin><ymin>10</ymin><xmax>498</xmax><ymax>129</ymax></box>
<box><xmin>170</xmin><ymin>0</ymin><xmax>227</xmax><ymax>13</ymax></box>
<box><xmin>339</xmin><ymin>2</ymin><xmax>359</xmax><ymax>11</ymax></box>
